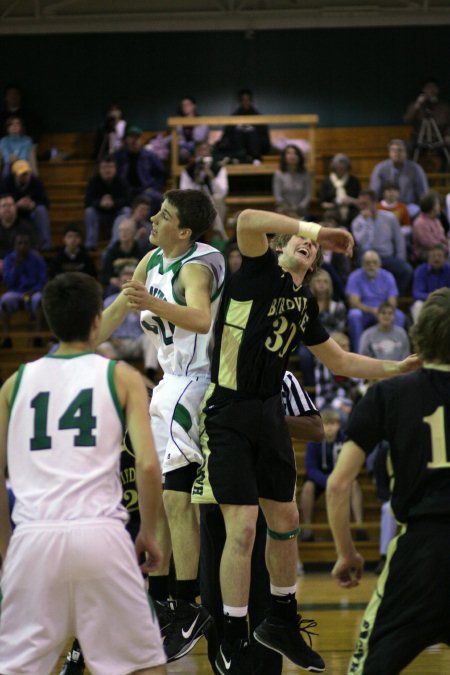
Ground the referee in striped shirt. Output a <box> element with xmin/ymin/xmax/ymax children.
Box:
<box><xmin>200</xmin><ymin>371</ymin><xmax>323</xmax><ymax>675</ymax></box>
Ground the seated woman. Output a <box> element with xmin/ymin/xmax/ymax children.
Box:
<box><xmin>0</xmin><ymin>115</ymin><xmax>35</xmax><ymax>177</ymax></box>
<box><xmin>318</xmin><ymin>152</ymin><xmax>361</xmax><ymax>226</ymax></box>
<box><xmin>297</xmin><ymin>268</ymin><xmax>348</xmax><ymax>387</ymax></box>
<box><xmin>176</xmin><ymin>95</ymin><xmax>209</xmax><ymax>163</ymax></box>
<box><xmin>272</xmin><ymin>144</ymin><xmax>311</xmax><ymax>217</ymax></box>
<box><xmin>412</xmin><ymin>190</ymin><xmax>449</xmax><ymax>262</ymax></box>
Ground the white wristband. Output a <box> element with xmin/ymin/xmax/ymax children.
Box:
<box><xmin>297</xmin><ymin>220</ymin><xmax>321</xmax><ymax>242</ymax></box>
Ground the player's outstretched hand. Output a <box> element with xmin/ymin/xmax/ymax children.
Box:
<box><xmin>331</xmin><ymin>552</ymin><xmax>364</xmax><ymax>588</ymax></box>
<box><xmin>398</xmin><ymin>353</ymin><xmax>422</xmax><ymax>374</ymax></box>
<box><xmin>317</xmin><ymin>226</ymin><xmax>354</xmax><ymax>257</ymax></box>
<box><xmin>122</xmin><ymin>280</ymin><xmax>151</xmax><ymax>311</ymax></box>
<box><xmin>135</xmin><ymin>531</ymin><xmax>162</xmax><ymax>574</ymax></box>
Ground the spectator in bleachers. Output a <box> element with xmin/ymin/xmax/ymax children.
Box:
<box><xmin>410</xmin><ymin>244</ymin><xmax>450</xmax><ymax>323</ymax></box>
<box><xmin>366</xmin><ymin>440</ymin><xmax>397</xmax><ymax>575</ymax></box>
<box><xmin>0</xmin><ymin>115</ymin><xmax>36</xmax><ymax>177</ymax></box>
<box><xmin>346</xmin><ymin>250</ymin><xmax>406</xmax><ymax>351</ymax></box>
<box><xmin>114</xmin><ymin>125</ymin><xmax>166</xmax><ymax>212</ymax></box>
<box><xmin>376</xmin><ymin>181</ymin><xmax>411</xmax><ymax>228</ymax></box>
<box><xmin>318</xmin><ymin>153</ymin><xmax>361</xmax><ymax>226</ymax></box>
<box><xmin>223</xmin><ymin>240</ymin><xmax>242</xmax><ymax>278</ymax></box>
<box><xmin>369</xmin><ymin>139</ymin><xmax>428</xmax><ymax>219</ymax></box>
<box><xmin>299</xmin><ymin>407</ymin><xmax>365</xmax><ymax>542</ymax></box>
<box><xmin>48</xmin><ymin>224</ymin><xmax>97</xmax><ymax>279</ymax></box>
<box><xmin>403</xmin><ymin>78</ymin><xmax>450</xmax><ymax>168</ymax></box>
<box><xmin>180</xmin><ymin>141</ymin><xmax>228</xmax><ymax>240</ymax></box>
<box><xmin>358</xmin><ymin>301</ymin><xmax>410</xmax><ymax>361</ymax></box>
<box><xmin>110</xmin><ymin>194</ymin><xmax>153</xmax><ymax>254</ymax></box>
<box><xmin>97</xmin><ymin>263</ymin><xmax>159</xmax><ymax>382</ymax></box>
<box><xmin>0</xmin><ymin>232</ymin><xmax>47</xmax><ymax>348</ymax></box>
<box><xmin>176</xmin><ymin>95</ymin><xmax>209</xmax><ymax>163</ymax></box>
<box><xmin>101</xmin><ymin>218</ymin><xmax>142</xmax><ymax>297</ymax></box>
<box><xmin>412</xmin><ymin>190</ymin><xmax>449</xmax><ymax>262</ymax></box>
<box><xmin>84</xmin><ymin>155</ymin><xmax>131</xmax><ymax>251</ymax></box>
<box><xmin>352</xmin><ymin>189</ymin><xmax>413</xmax><ymax>295</ymax></box>
<box><xmin>93</xmin><ymin>102</ymin><xmax>127</xmax><ymax>161</ymax></box>
<box><xmin>0</xmin><ymin>84</ymin><xmax>40</xmax><ymax>145</ymax></box>
<box><xmin>0</xmin><ymin>194</ymin><xmax>35</xmax><ymax>269</ymax></box>
<box><xmin>320</xmin><ymin>209</ymin><xmax>352</xmax><ymax>294</ymax></box>
<box><xmin>297</xmin><ymin>269</ymin><xmax>347</xmax><ymax>387</ymax></box>
<box><xmin>272</xmin><ymin>144</ymin><xmax>311</xmax><ymax>218</ymax></box>
<box><xmin>214</xmin><ymin>88</ymin><xmax>270</xmax><ymax>163</ymax></box>
<box><xmin>2</xmin><ymin>159</ymin><xmax>51</xmax><ymax>250</ymax></box>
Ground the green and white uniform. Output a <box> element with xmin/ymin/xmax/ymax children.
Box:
<box><xmin>0</xmin><ymin>353</ymin><xmax>166</xmax><ymax>674</ymax></box>
<box><xmin>140</xmin><ymin>242</ymin><xmax>225</xmax><ymax>473</ymax></box>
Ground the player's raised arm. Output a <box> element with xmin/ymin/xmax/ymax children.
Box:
<box><xmin>236</xmin><ymin>208</ymin><xmax>354</xmax><ymax>258</ymax></box>
<box><xmin>309</xmin><ymin>336</ymin><xmax>421</xmax><ymax>381</ymax></box>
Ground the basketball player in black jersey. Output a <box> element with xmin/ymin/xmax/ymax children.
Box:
<box><xmin>327</xmin><ymin>287</ymin><xmax>450</xmax><ymax>674</ymax></box>
<box><xmin>191</xmin><ymin>209</ymin><xmax>419</xmax><ymax>674</ymax></box>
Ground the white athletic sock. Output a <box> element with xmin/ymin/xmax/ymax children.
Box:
<box><xmin>270</xmin><ymin>584</ymin><xmax>297</xmax><ymax>597</ymax></box>
<box><xmin>223</xmin><ymin>604</ymin><xmax>248</xmax><ymax>618</ymax></box>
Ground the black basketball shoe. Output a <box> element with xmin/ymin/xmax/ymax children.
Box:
<box><xmin>154</xmin><ymin>598</ymin><xmax>176</xmax><ymax>640</ymax></box>
<box><xmin>59</xmin><ymin>639</ymin><xmax>85</xmax><ymax>675</ymax></box>
<box><xmin>215</xmin><ymin>638</ymin><xmax>254</xmax><ymax>675</ymax></box>
<box><xmin>253</xmin><ymin>615</ymin><xmax>325</xmax><ymax>672</ymax></box>
<box><xmin>163</xmin><ymin>599</ymin><xmax>213</xmax><ymax>662</ymax></box>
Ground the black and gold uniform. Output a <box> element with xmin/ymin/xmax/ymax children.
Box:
<box><xmin>345</xmin><ymin>364</ymin><xmax>450</xmax><ymax>675</ymax></box>
<box><xmin>192</xmin><ymin>248</ymin><xmax>329</xmax><ymax>505</ymax></box>
<box><xmin>120</xmin><ymin>430</ymin><xmax>140</xmax><ymax>541</ymax></box>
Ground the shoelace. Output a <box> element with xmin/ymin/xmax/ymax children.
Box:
<box><xmin>296</xmin><ymin>616</ymin><xmax>319</xmax><ymax>647</ymax></box>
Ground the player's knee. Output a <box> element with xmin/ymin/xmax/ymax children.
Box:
<box><xmin>163</xmin><ymin>490</ymin><xmax>192</xmax><ymax>519</ymax></box>
<box><xmin>266</xmin><ymin>502</ymin><xmax>299</xmax><ymax>533</ymax></box>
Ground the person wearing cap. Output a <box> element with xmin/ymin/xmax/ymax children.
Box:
<box><xmin>1</xmin><ymin>159</ymin><xmax>51</xmax><ymax>250</ymax></box>
<box><xmin>114</xmin><ymin>125</ymin><xmax>166</xmax><ymax>215</ymax></box>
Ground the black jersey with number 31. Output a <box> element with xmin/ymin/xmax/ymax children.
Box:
<box><xmin>346</xmin><ymin>366</ymin><xmax>450</xmax><ymax>523</ymax></box>
<box><xmin>211</xmin><ymin>249</ymin><xmax>329</xmax><ymax>398</ymax></box>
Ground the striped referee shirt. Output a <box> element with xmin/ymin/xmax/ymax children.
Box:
<box><xmin>282</xmin><ymin>370</ymin><xmax>319</xmax><ymax>418</ymax></box>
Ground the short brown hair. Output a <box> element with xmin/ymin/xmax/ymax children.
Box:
<box><xmin>409</xmin><ymin>288</ymin><xmax>450</xmax><ymax>363</ymax></box>
<box><xmin>43</xmin><ymin>272</ymin><xmax>103</xmax><ymax>342</ymax></box>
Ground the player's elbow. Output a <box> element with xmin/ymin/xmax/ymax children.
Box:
<box><xmin>236</xmin><ymin>209</ymin><xmax>256</xmax><ymax>233</ymax></box>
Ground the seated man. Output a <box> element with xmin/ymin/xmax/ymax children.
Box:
<box><xmin>345</xmin><ymin>250</ymin><xmax>406</xmax><ymax>351</ymax></box>
<box><xmin>214</xmin><ymin>88</ymin><xmax>271</xmax><ymax>163</ymax></box>
<box><xmin>48</xmin><ymin>224</ymin><xmax>97</xmax><ymax>279</ymax></box>
<box><xmin>98</xmin><ymin>264</ymin><xmax>159</xmax><ymax>383</ymax></box>
<box><xmin>84</xmin><ymin>154</ymin><xmax>131</xmax><ymax>251</ymax></box>
<box><xmin>411</xmin><ymin>243</ymin><xmax>450</xmax><ymax>322</ymax></box>
<box><xmin>0</xmin><ymin>232</ymin><xmax>47</xmax><ymax>348</ymax></box>
<box><xmin>114</xmin><ymin>125</ymin><xmax>166</xmax><ymax>210</ymax></box>
<box><xmin>299</xmin><ymin>408</ymin><xmax>365</xmax><ymax>542</ymax></box>
<box><xmin>351</xmin><ymin>190</ymin><xmax>413</xmax><ymax>295</ymax></box>
<box><xmin>369</xmin><ymin>139</ymin><xmax>429</xmax><ymax>219</ymax></box>
<box><xmin>1</xmin><ymin>160</ymin><xmax>51</xmax><ymax>250</ymax></box>
<box><xmin>110</xmin><ymin>194</ymin><xmax>152</xmax><ymax>253</ymax></box>
<box><xmin>358</xmin><ymin>302</ymin><xmax>410</xmax><ymax>361</ymax></box>
<box><xmin>0</xmin><ymin>193</ymin><xmax>35</xmax><ymax>269</ymax></box>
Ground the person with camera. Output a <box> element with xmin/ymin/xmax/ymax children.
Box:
<box><xmin>93</xmin><ymin>102</ymin><xmax>127</xmax><ymax>161</ymax></box>
<box><xmin>179</xmin><ymin>141</ymin><xmax>228</xmax><ymax>240</ymax></box>
<box><xmin>403</xmin><ymin>78</ymin><xmax>450</xmax><ymax>168</ymax></box>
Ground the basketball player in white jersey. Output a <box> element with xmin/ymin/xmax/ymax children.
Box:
<box><xmin>0</xmin><ymin>272</ymin><xmax>166</xmax><ymax>675</ymax></box>
<box><xmin>96</xmin><ymin>189</ymin><xmax>226</xmax><ymax>661</ymax></box>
